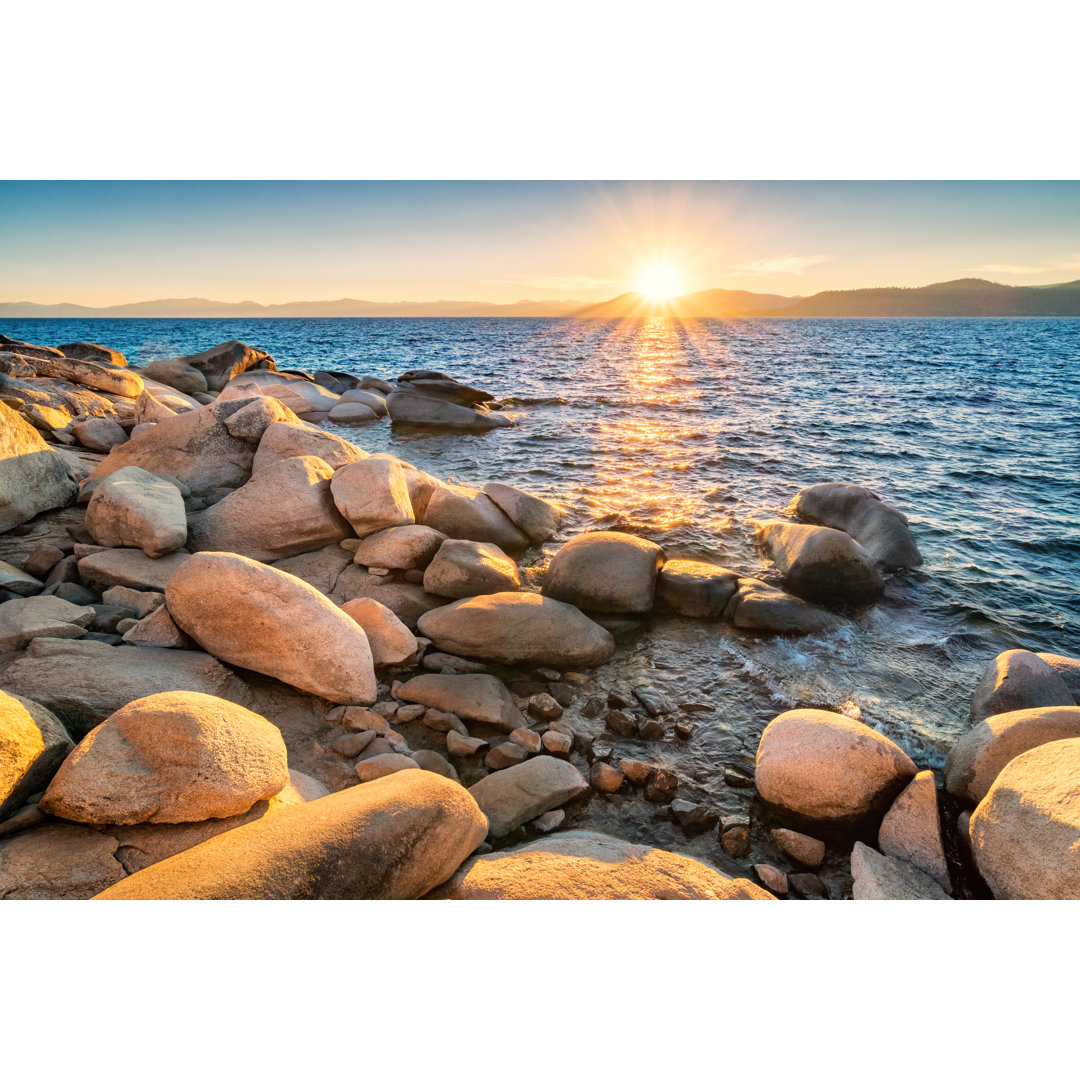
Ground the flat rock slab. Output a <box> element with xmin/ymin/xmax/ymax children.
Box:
<box><xmin>0</xmin><ymin>822</ymin><xmax>127</xmax><ymax>899</ymax></box>
<box><xmin>78</xmin><ymin>548</ymin><xmax>191</xmax><ymax>592</ymax></box>
<box><xmin>396</xmin><ymin>673</ymin><xmax>525</xmax><ymax>731</ymax></box>
<box><xmin>467</xmin><ymin>756</ymin><xmax>588</xmax><ymax>837</ymax></box>
<box><xmin>0</xmin><ymin>594</ymin><xmax>94</xmax><ymax>653</ymax></box>
<box><xmin>428</xmin><ymin>831</ymin><xmax>774</xmax><ymax>900</ymax></box>
<box><xmin>94</xmin><ymin>770</ymin><xmax>488</xmax><ymax>900</ymax></box>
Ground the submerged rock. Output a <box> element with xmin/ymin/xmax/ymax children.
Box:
<box><xmin>969</xmin><ymin>649</ymin><xmax>1074</xmax><ymax>723</ymax></box>
<box><xmin>542</xmin><ymin>531</ymin><xmax>665</xmax><ymax>613</ymax></box>
<box><xmin>725</xmin><ymin>576</ymin><xmax>842</xmax><ymax>635</ymax></box>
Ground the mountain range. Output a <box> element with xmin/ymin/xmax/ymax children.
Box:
<box><xmin>2</xmin><ymin>278</ymin><xmax>1080</xmax><ymax>319</ymax></box>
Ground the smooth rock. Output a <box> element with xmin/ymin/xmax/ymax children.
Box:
<box><xmin>0</xmin><ymin>595</ymin><xmax>94</xmax><ymax>652</ymax></box>
<box><xmin>850</xmin><ymin>841</ymin><xmax>951</xmax><ymax>900</ymax></box>
<box><xmin>0</xmin><ymin>691</ymin><xmax>74</xmax><ymax>820</ymax></box>
<box><xmin>387</xmin><ymin>388</ymin><xmax>511</xmax><ymax>431</ymax></box>
<box><xmin>142</xmin><ymin>357</ymin><xmax>208</xmax><ymax>395</ymax></box>
<box><xmin>121</xmin><ymin>604</ymin><xmax>192</xmax><ymax>649</ymax></box>
<box><xmin>59</xmin><ymin>342</ymin><xmax>127</xmax><ymax>367</ymax></box>
<box><xmin>590</xmin><ymin>761</ymin><xmax>624</xmax><ymax>793</ymax></box>
<box><xmin>644</xmin><ymin>768</ymin><xmax>679</xmax><ymax>803</ymax></box>
<box><xmin>0</xmin><ymin>401</ymin><xmax>79</xmax><ymax>532</ymax></box>
<box><xmin>878</xmin><ymin>770</ymin><xmax>950</xmax><ymax>890</ymax></box>
<box><xmin>541</xmin><ymin>730</ymin><xmax>572</xmax><ymax>755</ymax></box>
<box><xmin>410</xmin><ymin>748</ymin><xmax>459</xmax><ymax>782</ymax></box>
<box><xmin>543</xmin><ymin>531</ymin><xmax>665</xmax><ymax>613</ymax></box>
<box><xmin>655</xmin><ymin>559</ymin><xmax>740</xmax><ymax>618</ymax></box>
<box><xmin>337</xmin><ymin>389</ymin><xmax>388</xmax><ymax>415</ymax></box>
<box><xmin>253</xmin><ymin>420</ymin><xmax>368</xmax><ymax>472</ymax></box>
<box><xmin>422</xmin><ymin>539</ymin><xmax>521</xmax><ymax>599</ymax></box>
<box><xmin>421</xmin><ymin>483</ymin><xmax>528</xmax><ymax>550</ymax></box>
<box><xmin>969</xmin><ymin>649</ymin><xmax>1074</xmax><ymax>723</ymax></box>
<box><xmin>327</xmin><ymin>402</ymin><xmax>377</xmax><ymax>424</ymax></box>
<box><xmin>481</xmin><ymin>482</ymin><xmax>564</xmax><ymax>543</ymax></box>
<box><xmin>484</xmin><ymin>742</ymin><xmax>529</xmax><ymax>770</ymax></box>
<box><xmin>353</xmin><ymin>525</ymin><xmax>446</xmax><ymax>570</ymax></box>
<box><xmin>84</xmin><ymin>466</ymin><xmax>188</xmax><ymax>557</ymax></box>
<box><xmin>78</xmin><ymin>548</ymin><xmax>190</xmax><ymax>592</ymax></box>
<box><xmin>355</xmin><ymin>753</ymin><xmax>421</xmax><ymax>782</ymax></box>
<box><xmin>528</xmin><ymin>693</ymin><xmax>563</xmax><ymax>721</ymax></box>
<box><xmin>619</xmin><ymin>758</ymin><xmax>656</xmax><ymax>785</ymax></box>
<box><xmin>770</xmin><ymin>828</ymin><xmax>826</xmax><ymax>868</ymax></box>
<box><xmin>1036</xmin><ymin>652</ymin><xmax>1080</xmax><ymax>702</ymax></box>
<box><xmin>340</xmin><ymin>597</ymin><xmax>418</xmax><ymax>666</ymax></box>
<box><xmin>509</xmin><ymin>728</ymin><xmax>542</xmax><ymax>753</ymax></box>
<box><xmin>754</xmin><ymin>863</ymin><xmax>789</xmax><ymax>895</ymax></box>
<box><xmin>446</xmin><ymin>730</ymin><xmax>488</xmax><ymax>756</ymax></box>
<box><xmin>0</xmin><ymin>560</ymin><xmax>44</xmax><ymax>598</ymax></box>
<box><xmin>331</xmin><ymin>730</ymin><xmax>377</xmax><ymax>757</ymax></box>
<box><xmin>468</xmin><ymin>756</ymin><xmax>588</xmax><ymax>837</ymax></box>
<box><xmin>0</xmin><ymin>823</ymin><xmax>126</xmax><ymax>899</ymax></box>
<box><xmin>169</xmin><ymin>340</ymin><xmax>275</xmax><ymax>392</ymax></box>
<box><xmin>331</xmin><ymin>457</ymin><xmax>415</xmax><ymax>537</ymax></box>
<box><xmin>221</xmin><ymin>395</ymin><xmax>299</xmax><ymax>442</ymax></box>
<box><xmin>396</xmin><ymin>674</ymin><xmax>526</xmax><ymax>731</ymax></box>
<box><xmin>723</xmin><ymin>576</ymin><xmax>843</xmax><ymax>635</ymax></box>
<box><xmin>72</xmin><ymin>417</ymin><xmax>127</xmax><ymax>451</ymax></box>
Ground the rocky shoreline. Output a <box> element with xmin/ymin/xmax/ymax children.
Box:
<box><xmin>0</xmin><ymin>334</ymin><xmax>1077</xmax><ymax>900</ymax></box>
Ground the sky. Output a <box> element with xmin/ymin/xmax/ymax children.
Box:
<box><xmin>2</xmin><ymin>181</ymin><xmax>1079</xmax><ymax>306</ymax></box>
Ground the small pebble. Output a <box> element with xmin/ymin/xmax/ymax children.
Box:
<box><xmin>541</xmin><ymin>730</ymin><xmax>572</xmax><ymax>755</ymax></box>
<box><xmin>485</xmin><ymin>742</ymin><xmax>528</xmax><ymax>770</ymax></box>
<box><xmin>446</xmin><ymin>730</ymin><xmax>488</xmax><ymax>756</ymax></box>
<box><xmin>719</xmin><ymin>821</ymin><xmax>751</xmax><ymax>858</ymax></box>
<box><xmin>582</xmin><ymin>696</ymin><xmax>605</xmax><ymax>719</ymax></box>
<box><xmin>528</xmin><ymin>693</ymin><xmax>563</xmax><ymax>721</ymax></box>
<box><xmin>396</xmin><ymin>703</ymin><xmax>426</xmax><ymax>722</ymax></box>
<box><xmin>644</xmin><ymin>768</ymin><xmax>678</xmax><ymax>803</ymax></box>
<box><xmin>563</xmin><ymin>672</ymin><xmax>588</xmax><ymax>685</ymax></box>
<box><xmin>771</xmin><ymin>828</ymin><xmax>825</xmax><ymax>868</ymax></box>
<box><xmin>607</xmin><ymin>690</ymin><xmax>632</xmax><ymax>709</ymax></box>
<box><xmin>532</xmin><ymin>809</ymin><xmax>565</xmax><ymax>834</ymax></box>
<box><xmin>605</xmin><ymin>710</ymin><xmax>637</xmax><ymax>736</ymax></box>
<box><xmin>587</xmin><ymin>741</ymin><xmax>614</xmax><ymax>765</ymax></box>
<box><xmin>673</xmin><ymin>720</ymin><xmax>695</xmax><ymax>740</ymax></box>
<box><xmin>548</xmin><ymin>684</ymin><xmax>574</xmax><ymax>707</ymax></box>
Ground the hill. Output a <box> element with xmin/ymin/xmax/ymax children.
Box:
<box><xmin>573</xmin><ymin>288</ymin><xmax>798</xmax><ymax>318</ymax></box>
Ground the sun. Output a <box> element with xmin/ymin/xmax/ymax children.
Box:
<box><xmin>635</xmin><ymin>262</ymin><xmax>684</xmax><ymax>302</ymax></box>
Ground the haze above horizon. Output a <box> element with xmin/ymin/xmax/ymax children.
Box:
<box><xmin>2</xmin><ymin>181</ymin><xmax>1079</xmax><ymax>307</ymax></box>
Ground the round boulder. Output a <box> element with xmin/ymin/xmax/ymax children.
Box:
<box><xmin>422</xmin><ymin>539</ymin><xmax>521</xmax><ymax>599</ymax></box>
<box><xmin>352</xmin><ymin>524</ymin><xmax>446</xmax><ymax>570</ymax></box>
<box><xmin>542</xmin><ymin>531</ymin><xmax>665</xmax><ymax>613</ymax></box>
<box><xmin>84</xmin><ymin>465</ymin><xmax>187</xmax><ymax>558</ymax></box>
<box><xmin>330</xmin><ymin>457</ymin><xmax>415</xmax><ymax>537</ymax></box>
<box><xmin>340</xmin><ymin>597</ymin><xmax>418</xmax><ymax>666</ymax></box>
<box><xmin>970</xmin><ymin>649</ymin><xmax>1074</xmax><ymax>723</ymax></box>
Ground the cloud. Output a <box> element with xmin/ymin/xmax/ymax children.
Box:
<box><xmin>730</xmin><ymin>254</ymin><xmax>829</xmax><ymax>276</ymax></box>
<box><xmin>969</xmin><ymin>255</ymin><xmax>1080</xmax><ymax>275</ymax></box>
<box><xmin>486</xmin><ymin>273</ymin><xmax>612</xmax><ymax>292</ymax></box>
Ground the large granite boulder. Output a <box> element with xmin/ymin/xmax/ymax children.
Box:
<box><xmin>87</xmin><ymin>398</ymin><xmax>260</xmax><ymax>495</ymax></box>
<box><xmin>542</xmin><ymin>531</ymin><xmax>665</xmax><ymax>613</ymax></box>
<box><xmin>428</xmin><ymin>831</ymin><xmax>774</xmax><ymax>900</ymax></box>
<box><xmin>368</xmin><ymin>456</ymin><xmax>445</xmax><ymax>518</ymax></box>
<box><xmin>0</xmin><ymin>638</ymin><xmax>251</xmax><ymax>731</ymax></box>
<box><xmin>421</xmin><ymin>484</ymin><xmax>528</xmax><ymax>550</ymax></box>
<box><xmin>850</xmin><ymin>841</ymin><xmax>952</xmax><ymax>900</ymax></box>
<box><xmin>165</xmin><ymin>552</ymin><xmax>377</xmax><ymax>704</ymax></box>
<box><xmin>792</xmin><ymin>482</ymin><xmax>922</xmax><ymax>569</ymax></box>
<box><xmin>352</xmin><ymin>525</ymin><xmax>446</xmax><ymax>570</ymax></box>
<box><xmin>0</xmin><ymin>595</ymin><xmax>94</xmax><ymax>653</ymax></box>
<box><xmin>755</xmin><ymin>709</ymin><xmax>917</xmax><ymax>824</ymax></box>
<box><xmin>58</xmin><ymin>342</ymin><xmax>127</xmax><ymax>367</ymax></box>
<box><xmin>945</xmin><ymin>705</ymin><xmax>1080</xmax><ymax>803</ymax></box>
<box><xmin>467</xmin><ymin>756</ymin><xmax>588</xmax><ymax>837</ymax></box>
<box><xmin>84</xmin><ymin>466</ymin><xmax>188</xmax><ymax>558</ymax></box>
<box><xmin>655</xmin><ymin>558</ymin><xmax>739</xmax><ymax>618</ymax></box>
<box><xmin>0</xmin><ymin>690</ymin><xmax>74</xmax><ymax>820</ymax></box>
<box><xmin>969</xmin><ymin>738</ymin><xmax>1080</xmax><ymax>899</ymax></box>
<box><xmin>755</xmin><ymin>521</ymin><xmax>884</xmax><ymax>606</ymax></box>
<box><xmin>969</xmin><ymin>649</ymin><xmax>1074</xmax><ymax>723</ymax></box>
<box><xmin>418</xmin><ymin>592</ymin><xmax>615</xmax><ymax>668</ymax></box>
<box><xmin>481</xmin><ymin>482</ymin><xmax>563</xmax><ymax>543</ymax></box>
<box><xmin>188</xmin><ymin>455</ymin><xmax>351</xmax><ymax>562</ymax></box>
<box><xmin>167</xmin><ymin>340</ymin><xmax>275</xmax><ymax>392</ymax></box>
<box><xmin>423</xmin><ymin>539</ymin><xmax>520</xmax><ymax>599</ymax></box>
<box><xmin>221</xmin><ymin>395</ymin><xmax>300</xmax><ymax>442</ymax></box>
<box><xmin>330</xmin><ymin>457</ymin><xmax>415</xmax><ymax>537</ymax></box>
<box><xmin>77</xmin><ymin>548</ymin><xmax>190</xmax><ymax>592</ymax></box>
<box><xmin>94</xmin><ymin>770</ymin><xmax>488</xmax><ymax>900</ymax></box>
<box><xmin>0</xmin><ymin>401</ymin><xmax>79</xmax><ymax>532</ymax></box>
<box><xmin>142</xmin><ymin>357</ymin><xmax>208</xmax><ymax>395</ymax></box>
<box><xmin>877</xmin><ymin>770</ymin><xmax>950</xmax><ymax>891</ymax></box>
<box><xmin>40</xmin><ymin>692</ymin><xmax>289</xmax><ymax>825</ymax></box>
<box><xmin>396</xmin><ymin>673</ymin><xmax>526</xmax><ymax>731</ymax></box>
<box><xmin>388</xmin><ymin>372</ymin><xmax>510</xmax><ymax>431</ymax></box>
<box><xmin>0</xmin><ymin>823</ymin><xmax>126</xmax><ymax>899</ymax></box>
<box><xmin>340</xmin><ymin>597</ymin><xmax>417</xmax><ymax>666</ymax></box>
<box><xmin>28</xmin><ymin>353</ymin><xmax>144</xmax><ymax>398</ymax></box>
<box><xmin>1037</xmin><ymin>652</ymin><xmax>1080</xmax><ymax>702</ymax></box>
<box><xmin>252</xmin><ymin>420</ymin><xmax>368</xmax><ymax>473</ymax></box>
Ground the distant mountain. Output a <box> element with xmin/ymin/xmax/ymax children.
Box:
<box><xmin>573</xmin><ymin>288</ymin><xmax>799</xmax><ymax>319</ymax></box>
<box><xmin>743</xmin><ymin>278</ymin><xmax>1080</xmax><ymax>317</ymax></box>
<box><xmin>0</xmin><ymin>296</ymin><xmax>587</xmax><ymax>318</ymax></box>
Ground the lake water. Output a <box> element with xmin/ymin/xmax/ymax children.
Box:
<box><xmin>5</xmin><ymin>315</ymin><xmax>1079</xmax><ymax>856</ymax></box>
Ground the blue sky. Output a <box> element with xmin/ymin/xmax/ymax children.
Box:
<box><xmin>2</xmin><ymin>181</ymin><xmax>1078</xmax><ymax>305</ymax></box>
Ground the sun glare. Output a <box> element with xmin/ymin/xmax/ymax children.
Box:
<box><xmin>635</xmin><ymin>262</ymin><xmax>684</xmax><ymax>302</ymax></box>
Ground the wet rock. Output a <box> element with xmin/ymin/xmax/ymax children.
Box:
<box><xmin>723</xmin><ymin>577</ymin><xmax>843</xmax><ymax>635</ymax></box>
<box><xmin>672</xmin><ymin>799</ymin><xmax>719</xmax><ymax>837</ymax></box>
<box><xmin>770</xmin><ymin>828</ymin><xmax>825</xmax><ymax>868</ymax></box>
<box><xmin>423</xmin><ymin>538</ymin><xmax>520</xmax><ymax>599</ymax></box>
<box><xmin>468</xmin><ymin>756</ymin><xmax>589</xmax><ymax>837</ymax></box>
<box><xmin>340</xmin><ymin>597</ymin><xmax>418</xmax><ymax>666</ymax></box>
<box><xmin>327</xmin><ymin>402</ymin><xmax>377</xmax><ymax>424</ymax></box>
<box><xmin>481</xmin><ymin>482</ymin><xmax>564</xmax><ymax>543</ymax></box>
<box><xmin>655</xmin><ymin>558</ymin><xmax>740</xmax><ymax>618</ymax></box>
<box><xmin>850</xmin><ymin>841</ymin><xmax>952</xmax><ymax>900</ymax></box>
<box><xmin>355</xmin><ymin>753</ymin><xmax>421</xmax><ymax>782</ymax></box>
<box><xmin>165</xmin><ymin>552</ymin><xmax>377</xmax><ymax>704</ymax></box>
<box><xmin>754</xmin><ymin>863</ymin><xmax>789</xmax><ymax>895</ymax></box>
<box><xmin>0</xmin><ymin>690</ymin><xmax>75</xmax><ymax>820</ymax></box>
<box><xmin>0</xmin><ymin>822</ymin><xmax>126</xmax><ymax>899</ymax></box>
<box><xmin>587</xmin><ymin>741</ymin><xmax>613</xmax><ymax>764</ymax></box>
<box><xmin>541</xmin><ymin>730</ymin><xmax>572</xmax><ymax>755</ymax></box>
<box><xmin>330</xmin><ymin>457</ymin><xmax>415</xmax><ymax>538</ymax></box>
<box><xmin>755</xmin><ymin>708</ymin><xmax>916</xmax><ymax>824</ymax></box>
<box><xmin>387</xmin><ymin>382</ymin><xmax>511</xmax><ymax>431</ymax></box>
<box><xmin>331</xmin><ymin>730</ymin><xmax>377</xmax><ymax>757</ymax></box>
<box><xmin>583</xmin><ymin>696</ymin><xmax>605</xmax><ymax>719</ymax></box>
<box><xmin>637</xmin><ymin>718</ymin><xmax>664</xmax><ymax>739</ymax></box>
<box><xmin>756</xmin><ymin>520</ymin><xmax>884</xmax><ymax>606</ymax></box>
<box><xmin>606</xmin><ymin>709</ymin><xmax>637</xmax><ymax>737</ymax></box>
<box><xmin>337</xmin><ymin>389</ymin><xmax>388</xmax><ymax>416</ymax></box>
<box><xmin>528</xmin><ymin>693</ymin><xmax>563</xmax><ymax>722</ymax></box>
<box><xmin>969</xmin><ymin>738</ymin><xmax>1080</xmax><ymax>899</ymax></box>
<box><xmin>485</xmin><ymin>741</ymin><xmax>528</xmax><ymax>770</ymax></box>
<box><xmin>353</xmin><ymin>524</ymin><xmax>446</xmax><ymax>570</ymax></box>
<box><xmin>418</xmin><ymin>591</ymin><xmax>615</xmax><ymax>668</ymax></box>
<box><xmin>421</xmin><ymin>484</ymin><xmax>528</xmax><ymax>550</ymax></box>
<box><xmin>878</xmin><ymin>770</ymin><xmax>950</xmax><ymax>890</ymax></box>
<box><xmin>633</xmin><ymin>686</ymin><xmax>670</xmax><ymax>717</ymax></box>
<box><xmin>788</xmin><ymin>872</ymin><xmax>830</xmax><ymax>900</ymax></box>
<box><xmin>608</xmin><ymin>690</ymin><xmax>632</xmax><ymax>709</ymax></box>
<box><xmin>619</xmin><ymin>758</ymin><xmax>656</xmax><ymax>785</ymax></box>
<box><xmin>509</xmin><ymin>728</ymin><xmax>542</xmax><ymax>754</ymax></box>
<box><xmin>644</xmin><ymin>768</ymin><xmax>678</xmax><ymax>803</ymax></box>
<box><xmin>719</xmin><ymin>818</ymin><xmax>751</xmax><ymax>858</ymax></box>
<box><xmin>792</xmin><ymin>482</ymin><xmax>922</xmax><ymax>570</ymax></box>
<box><xmin>96</xmin><ymin>770</ymin><xmax>487</xmax><ymax>900</ymax></box>
<box><xmin>0</xmin><ymin>595</ymin><xmax>94</xmax><ymax>652</ymax></box>
<box><xmin>0</xmin><ymin>401</ymin><xmax>79</xmax><ymax>532</ymax></box>
<box><xmin>446</xmin><ymin>730</ymin><xmax>488</xmax><ymax>757</ymax></box>
<box><xmin>397</xmin><ymin>673</ymin><xmax>525</xmax><ymax>731</ymax></box>
<box><xmin>542</xmin><ymin>531</ymin><xmax>665</xmax><ymax>613</ymax></box>
<box><xmin>674</xmin><ymin>720</ymin><xmax>695</xmax><ymax>740</ymax></box>
<box><xmin>969</xmin><ymin>649</ymin><xmax>1073</xmax><ymax>723</ymax></box>
<box><xmin>253</xmin><ymin>420</ymin><xmax>367</xmax><ymax>473</ymax></box>
<box><xmin>591</xmin><ymin>762</ymin><xmax>624</xmax><ymax>793</ymax></box>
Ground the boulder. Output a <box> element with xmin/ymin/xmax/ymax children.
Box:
<box><xmin>59</xmin><ymin>342</ymin><xmax>127</xmax><ymax>367</ymax></box>
<box><xmin>165</xmin><ymin>552</ymin><xmax>377</xmax><ymax>704</ymax></box>
<box><xmin>267</xmin><ymin>544</ymin><xmax>354</xmax><ymax>596</ymax></box>
<box><xmin>428</xmin><ymin>831</ymin><xmax>774</xmax><ymax>900</ymax></box>
<box><xmin>167</xmin><ymin>340</ymin><xmax>275</xmax><ymax>392</ymax></box>
<box><xmin>352</xmin><ymin>525</ymin><xmax>446</xmax><ymax>570</ymax></box>
<box><xmin>542</xmin><ymin>531</ymin><xmax>665</xmax><ymax>613</ymax></box>
<box><xmin>396</xmin><ymin>370</ymin><xmax>495</xmax><ymax>406</ymax></box>
<box><xmin>327</xmin><ymin>402</ymin><xmax>377</xmax><ymax>424</ymax></box>
<box><xmin>655</xmin><ymin>558</ymin><xmax>740</xmax><ymax>618</ymax></box>
<box><xmin>337</xmin><ymin>389</ymin><xmax>388</xmax><ymax>416</ymax></box>
<box><xmin>850</xmin><ymin>841</ymin><xmax>952</xmax><ymax>900</ymax></box>
<box><xmin>755</xmin><ymin>709</ymin><xmax>917</xmax><ymax>824</ymax></box>
<box><xmin>421</xmin><ymin>484</ymin><xmax>528</xmax><ymax>550</ymax></box>
<box><xmin>333</xmin><ymin>576</ymin><xmax>445</xmax><ymax>628</ymax></box>
<box><xmin>0</xmin><ymin>823</ymin><xmax>126</xmax><ymax>899</ymax></box>
<box><xmin>121</xmin><ymin>604</ymin><xmax>192</xmax><ymax>649</ymax></box>
<box><xmin>878</xmin><ymin>770</ymin><xmax>950</xmax><ymax>890</ymax></box>
<box><xmin>755</xmin><ymin>521</ymin><xmax>884</xmax><ymax>606</ymax></box>
<box><xmin>418</xmin><ymin>592</ymin><xmax>615</xmax><ymax>668</ymax></box>
<box><xmin>140</xmin><ymin>378</ymin><xmax>203</xmax><ymax>412</ymax></box>
<box><xmin>396</xmin><ymin>673</ymin><xmax>526</xmax><ymax>732</ymax></box>
<box><xmin>792</xmin><ymin>482</ymin><xmax>922</xmax><ymax>569</ymax></box>
<box><xmin>188</xmin><ymin>455</ymin><xmax>350</xmax><ymax>562</ymax></box>
<box><xmin>969</xmin><ymin>738</ymin><xmax>1080</xmax><ymax>899</ymax></box>
<box><xmin>224</xmin><ymin>370</ymin><xmax>339</xmax><ymax>414</ymax></box>
<box><xmin>330</xmin><ymin>457</ymin><xmax>415</xmax><ymax>537</ymax></box>
<box><xmin>468</xmin><ymin>756</ymin><xmax>588</xmax><ymax>837</ymax></box>
<box><xmin>72</xmin><ymin>417</ymin><xmax>127</xmax><ymax>451</ymax></box>
<box><xmin>0</xmin><ymin>401</ymin><xmax>79</xmax><ymax>532</ymax></box>
<box><xmin>252</xmin><ymin>420</ymin><xmax>368</xmax><ymax>473</ymax></box>
<box><xmin>40</xmin><ymin>692</ymin><xmax>289</xmax><ymax>825</ymax></box>
<box><xmin>0</xmin><ymin>690</ymin><xmax>74</xmax><ymax>820</ymax></box>
<box><xmin>222</xmin><ymin>395</ymin><xmax>300</xmax><ymax>442</ymax></box>
<box><xmin>133</xmin><ymin>390</ymin><xmax>178</xmax><ymax>426</ymax></box>
<box><xmin>368</xmin><ymin>456</ymin><xmax>445</xmax><ymax>518</ymax></box>
<box><xmin>481</xmin><ymin>482</ymin><xmax>563</xmax><ymax>543</ymax></box>
<box><xmin>28</xmin><ymin>353</ymin><xmax>144</xmax><ymax>398</ymax></box>
<box><xmin>94</xmin><ymin>770</ymin><xmax>488</xmax><ymax>900</ymax></box>
<box><xmin>0</xmin><ymin>560</ymin><xmax>44</xmax><ymax>598</ymax></box>
<box><xmin>0</xmin><ymin>595</ymin><xmax>94</xmax><ymax>652</ymax></box>
<box><xmin>84</xmin><ymin>466</ymin><xmax>188</xmax><ymax>558</ymax></box>
<box><xmin>1037</xmin><ymin>652</ymin><xmax>1080</xmax><ymax>702</ymax></box>
<box><xmin>0</xmin><ymin>638</ymin><xmax>250</xmax><ymax>731</ymax></box>
<box><xmin>78</xmin><ymin>548</ymin><xmax>190</xmax><ymax>592</ymax></box>
<box><xmin>87</xmin><ymin>398</ymin><xmax>260</xmax><ymax>495</ymax></box>
<box><xmin>387</xmin><ymin>388</ymin><xmax>511</xmax><ymax>431</ymax></box>
<box><xmin>970</xmin><ymin>649</ymin><xmax>1074</xmax><ymax>723</ymax></box>
<box><xmin>340</xmin><ymin>597</ymin><xmax>418</xmax><ymax>666</ymax></box>
<box><xmin>722</xmin><ymin>577</ymin><xmax>843</xmax><ymax>635</ymax></box>
<box><xmin>945</xmin><ymin>705</ymin><xmax>1080</xmax><ymax>804</ymax></box>
<box><xmin>422</xmin><ymin>539</ymin><xmax>521</xmax><ymax>599</ymax></box>
<box><xmin>142</xmin><ymin>358</ymin><xmax>209</xmax><ymax>395</ymax></box>
<box><xmin>355</xmin><ymin>754</ymin><xmax>420</xmax><ymax>782</ymax></box>
<box><xmin>0</xmin><ymin>335</ymin><xmax>65</xmax><ymax>360</ymax></box>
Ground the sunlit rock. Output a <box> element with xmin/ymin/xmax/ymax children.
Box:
<box><xmin>877</xmin><ymin>770</ymin><xmax>950</xmax><ymax>890</ymax></box>
<box><xmin>0</xmin><ymin>690</ymin><xmax>74</xmax><ymax>820</ymax></box>
<box><xmin>970</xmin><ymin>649</ymin><xmax>1073</xmax><ymax>723</ymax></box>
<box><xmin>423</xmin><ymin>539</ymin><xmax>520</xmax><ymax>598</ymax></box>
<box><xmin>84</xmin><ymin>466</ymin><xmax>188</xmax><ymax>558</ymax></box>
<box><xmin>542</xmin><ymin>531</ymin><xmax>665</xmax><ymax>613</ymax></box>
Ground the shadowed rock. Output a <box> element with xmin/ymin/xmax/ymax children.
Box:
<box><xmin>542</xmin><ymin>531</ymin><xmax>665</xmax><ymax>613</ymax></box>
<box><xmin>850</xmin><ymin>841</ymin><xmax>951</xmax><ymax>900</ymax></box>
<box><xmin>421</xmin><ymin>484</ymin><xmax>527</xmax><ymax>549</ymax></box>
<box><xmin>969</xmin><ymin>649</ymin><xmax>1074</xmax><ymax>723</ymax></box>
<box><xmin>656</xmin><ymin>558</ymin><xmax>739</xmax><ymax>618</ymax></box>
<box><xmin>0</xmin><ymin>823</ymin><xmax>126</xmax><ymax>899</ymax></box>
